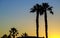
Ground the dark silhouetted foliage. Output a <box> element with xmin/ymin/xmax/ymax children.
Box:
<box><xmin>1</xmin><ymin>34</ymin><xmax>7</xmax><ymax>38</ymax></box>
<box><xmin>9</xmin><ymin>27</ymin><xmax>18</xmax><ymax>38</ymax></box>
<box><xmin>21</xmin><ymin>32</ymin><xmax>28</xmax><ymax>37</ymax></box>
<box><xmin>30</xmin><ymin>3</ymin><xmax>43</xmax><ymax>38</ymax></box>
<box><xmin>40</xmin><ymin>3</ymin><xmax>54</xmax><ymax>38</ymax></box>
<box><xmin>30</xmin><ymin>2</ymin><xmax>53</xmax><ymax>38</ymax></box>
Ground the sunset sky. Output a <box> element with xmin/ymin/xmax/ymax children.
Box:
<box><xmin>0</xmin><ymin>0</ymin><xmax>60</xmax><ymax>38</ymax></box>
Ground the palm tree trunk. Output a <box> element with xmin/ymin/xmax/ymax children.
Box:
<box><xmin>36</xmin><ymin>12</ymin><xmax>39</xmax><ymax>38</ymax></box>
<box><xmin>44</xmin><ymin>10</ymin><xmax>48</xmax><ymax>38</ymax></box>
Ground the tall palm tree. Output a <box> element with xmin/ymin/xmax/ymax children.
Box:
<box><xmin>30</xmin><ymin>4</ymin><xmax>42</xmax><ymax>38</ymax></box>
<box><xmin>40</xmin><ymin>3</ymin><xmax>54</xmax><ymax>38</ymax></box>
<box><xmin>9</xmin><ymin>27</ymin><xmax>18</xmax><ymax>38</ymax></box>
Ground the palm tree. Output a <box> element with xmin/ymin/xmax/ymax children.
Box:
<box><xmin>9</xmin><ymin>27</ymin><xmax>18</xmax><ymax>38</ymax></box>
<box><xmin>40</xmin><ymin>3</ymin><xmax>54</xmax><ymax>38</ymax></box>
<box><xmin>30</xmin><ymin>4</ymin><xmax>42</xmax><ymax>38</ymax></box>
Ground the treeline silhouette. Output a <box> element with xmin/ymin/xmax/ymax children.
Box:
<box><xmin>1</xmin><ymin>27</ymin><xmax>44</xmax><ymax>38</ymax></box>
<box><xmin>1</xmin><ymin>2</ymin><xmax>54</xmax><ymax>38</ymax></box>
<box><xmin>1</xmin><ymin>27</ymin><xmax>18</xmax><ymax>38</ymax></box>
<box><xmin>1</xmin><ymin>27</ymin><xmax>28</xmax><ymax>38</ymax></box>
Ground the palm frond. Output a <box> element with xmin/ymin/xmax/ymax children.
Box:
<box><xmin>50</xmin><ymin>11</ymin><xmax>54</xmax><ymax>14</ymax></box>
<box><xmin>36</xmin><ymin>4</ymin><xmax>40</xmax><ymax>9</ymax></box>
<box><xmin>42</xmin><ymin>3</ymin><xmax>49</xmax><ymax>9</ymax></box>
<box><xmin>48</xmin><ymin>7</ymin><xmax>53</xmax><ymax>10</ymax></box>
<box><xmin>30</xmin><ymin>3</ymin><xmax>40</xmax><ymax>13</ymax></box>
<box><xmin>48</xmin><ymin>6</ymin><xmax>54</xmax><ymax>14</ymax></box>
<box><xmin>30</xmin><ymin>8</ymin><xmax>35</xmax><ymax>12</ymax></box>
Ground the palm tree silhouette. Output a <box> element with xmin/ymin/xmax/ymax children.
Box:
<box><xmin>30</xmin><ymin>4</ymin><xmax>43</xmax><ymax>38</ymax></box>
<box><xmin>9</xmin><ymin>27</ymin><xmax>18</xmax><ymax>38</ymax></box>
<box><xmin>30</xmin><ymin>3</ymin><xmax>53</xmax><ymax>38</ymax></box>
<box><xmin>40</xmin><ymin>3</ymin><xmax>54</xmax><ymax>38</ymax></box>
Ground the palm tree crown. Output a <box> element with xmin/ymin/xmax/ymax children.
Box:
<box><xmin>41</xmin><ymin>3</ymin><xmax>53</xmax><ymax>15</ymax></box>
<box><xmin>30</xmin><ymin>4</ymin><xmax>41</xmax><ymax>13</ymax></box>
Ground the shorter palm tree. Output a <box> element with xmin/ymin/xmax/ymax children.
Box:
<box><xmin>9</xmin><ymin>27</ymin><xmax>18</xmax><ymax>38</ymax></box>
